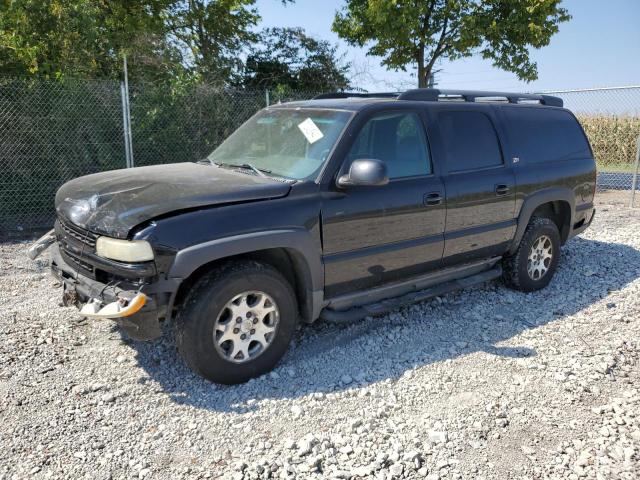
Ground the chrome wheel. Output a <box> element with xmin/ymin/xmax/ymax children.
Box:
<box><xmin>527</xmin><ymin>235</ymin><xmax>553</xmax><ymax>281</ymax></box>
<box><xmin>213</xmin><ymin>291</ymin><xmax>279</xmax><ymax>364</ymax></box>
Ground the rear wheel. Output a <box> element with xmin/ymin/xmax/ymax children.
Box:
<box><xmin>503</xmin><ymin>217</ymin><xmax>561</xmax><ymax>292</ymax></box>
<box><xmin>175</xmin><ymin>261</ymin><xmax>297</xmax><ymax>384</ymax></box>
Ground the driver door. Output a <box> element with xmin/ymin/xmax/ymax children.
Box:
<box><xmin>321</xmin><ymin>109</ymin><xmax>446</xmax><ymax>298</ymax></box>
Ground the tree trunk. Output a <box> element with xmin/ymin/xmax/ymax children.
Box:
<box><xmin>418</xmin><ymin>64</ymin><xmax>432</xmax><ymax>88</ymax></box>
<box><xmin>420</xmin><ymin>15</ymin><xmax>449</xmax><ymax>89</ymax></box>
<box><xmin>417</xmin><ymin>44</ymin><xmax>427</xmax><ymax>88</ymax></box>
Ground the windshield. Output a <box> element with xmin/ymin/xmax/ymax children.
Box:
<box><xmin>208</xmin><ymin>108</ymin><xmax>353</xmax><ymax>180</ymax></box>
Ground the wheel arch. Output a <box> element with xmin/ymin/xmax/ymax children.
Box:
<box><xmin>167</xmin><ymin>230</ymin><xmax>324</xmax><ymax>324</ymax></box>
<box><xmin>509</xmin><ymin>188</ymin><xmax>575</xmax><ymax>255</ymax></box>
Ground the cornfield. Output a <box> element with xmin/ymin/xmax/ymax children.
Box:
<box><xmin>578</xmin><ymin>116</ymin><xmax>640</xmax><ymax>171</ymax></box>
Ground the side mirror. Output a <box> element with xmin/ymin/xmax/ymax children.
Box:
<box><xmin>337</xmin><ymin>158</ymin><xmax>389</xmax><ymax>188</ymax></box>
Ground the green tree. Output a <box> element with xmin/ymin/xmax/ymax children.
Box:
<box><xmin>333</xmin><ymin>0</ymin><xmax>570</xmax><ymax>88</ymax></box>
<box><xmin>167</xmin><ymin>0</ymin><xmax>262</xmax><ymax>83</ymax></box>
<box><xmin>0</xmin><ymin>0</ymin><xmax>295</xmax><ymax>83</ymax></box>
<box><xmin>243</xmin><ymin>27</ymin><xmax>351</xmax><ymax>91</ymax></box>
<box><xmin>0</xmin><ymin>0</ymin><xmax>180</xmax><ymax>81</ymax></box>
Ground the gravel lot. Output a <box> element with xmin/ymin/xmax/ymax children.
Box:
<box><xmin>1</xmin><ymin>199</ymin><xmax>639</xmax><ymax>480</ymax></box>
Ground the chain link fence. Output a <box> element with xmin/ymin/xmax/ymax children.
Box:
<box><xmin>543</xmin><ymin>86</ymin><xmax>640</xmax><ymax>192</ymax></box>
<box><xmin>1</xmin><ymin>78</ymin><xmax>639</xmax><ymax>238</ymax></box>
<box><xmin>0</xmin><ymin>77</ymin><xmax>321</xmax><ymax>237</ymax></box>
<box><xmin>1</xmin><ymin>78</ymin><xmax>125</xmax><ymax>237</ymax></box>
<box><xmin>128</xmin><ymin>84</ymin><xmax>319</xmax><ymax>167</ymax></box>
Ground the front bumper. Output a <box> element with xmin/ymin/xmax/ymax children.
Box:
<box><xmin>50</xmin><ymin>243</ymin><xmax>174</xmax><ymax>340</ymax></box>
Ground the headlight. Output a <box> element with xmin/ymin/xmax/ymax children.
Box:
<box><xmin>95</xmin><ymin>237</ymin><xmax>154</xmax><ymax>262</ymax></box>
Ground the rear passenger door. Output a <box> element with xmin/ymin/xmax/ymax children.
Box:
<box><xmin>430</xmin><ymin>106</ymin><xmax>516</xmax><ymax>265</ymax></box>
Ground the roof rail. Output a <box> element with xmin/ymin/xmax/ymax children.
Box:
<box><xmin>312</xmin><ymin>92</ymin><xmax>400</xmax><ymax>100</ymax></box>
<box><xmin>397</xmin><ymin>89</ymin><xmax>563</xmax><ymax>107</ymax></box>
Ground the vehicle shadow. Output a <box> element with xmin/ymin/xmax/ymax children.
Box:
<box><xmin>127</xmin><ymin>236</ymin><xmax>640</xmax><ymax>412</ymax></box>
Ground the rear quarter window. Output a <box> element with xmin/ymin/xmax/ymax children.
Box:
<box><xmin>503</xmin><ymin>107</ymin><xmax>592</xmax><ymax>164</ymax></box>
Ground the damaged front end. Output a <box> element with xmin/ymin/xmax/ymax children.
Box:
<box><xmin>29</xmin><ymin>162</ymin><xmax>291</xmax><ymax>341</ymax></box>
<box><xmin>29</xmin><ymin>217</ymin><xmax>176</xmax><ymax>341</ymax></box>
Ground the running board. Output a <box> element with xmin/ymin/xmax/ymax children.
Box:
<box><xmin>320</xmin><ymin>265</ymin><xmax>502</xmax><ymax>324</ymax></box>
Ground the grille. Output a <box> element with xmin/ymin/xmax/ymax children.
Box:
<box><xmin>56</xmin><ymin>218</ymin><xmax>99</xmax><ymax>278</ymax></box>
<box><xmin>61</xmin><ymin>249</ymin><xmax>95</xmax><ymax>275</ymax></box>
<box><xmin>58</xmin><ymin>218</ymin><xmax>98</xmax><ymax>249</ymax></box>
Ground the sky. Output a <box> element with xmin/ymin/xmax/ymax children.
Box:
<box><xmin>255</xmin><ymin>0</ymin><xmax>640</xmax><ymax>93</ymax></box>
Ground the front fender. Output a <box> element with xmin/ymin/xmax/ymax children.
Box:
<box><xmin>167</xmin><ymin>229</ymin><xmax>324</xmax><ymax>321</ymax></box>
<box><xmin>169</xmin><ymin>229</ymin><xmax>323</xmax><ymax>287</ymax></box>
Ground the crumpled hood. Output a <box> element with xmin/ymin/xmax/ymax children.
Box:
<box><xmin>55</xmin><ymin>163</ymin><xmax>291</xmax><ymax>238</ymax></box>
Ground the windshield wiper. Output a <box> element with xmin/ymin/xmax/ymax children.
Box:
<box><xmin>212</xmin><ymin>161</ymin><xmax>272</xmax><ymax>178</ymax></box>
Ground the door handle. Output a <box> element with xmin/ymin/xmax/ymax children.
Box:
<box><xmin>424</xmin><ymin>192</ymin><xmax>443</xmax><ymax>206</ymax></box>
<box><xmin>495</xmin><ymin>184</ymin><xmax>510</xmax><ymax>196</ymax></box>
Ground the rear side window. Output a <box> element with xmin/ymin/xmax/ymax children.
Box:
<box><xmin>503</xmin><ymin>107</ymin><xmax>591</xmax><ymax>163</ymax></box>
<box><xmin>438</xmin><ymin>111</ymin><xmax>503</xmax><ymax>172</ymax></box>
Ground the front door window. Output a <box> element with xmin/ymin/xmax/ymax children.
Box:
<box><xmin>346</xmin><ymin>112</ymin><xmax>432</xmax><ymax>179</ymax></box>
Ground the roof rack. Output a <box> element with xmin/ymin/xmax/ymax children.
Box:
<box><xmin>313</xmin><ymin>88</ymin><xmax>563</xmax><ymax>107</ymax></box>
<box><xmin>398</xmin><ymin>89</ymin><xmax>563</xmax><ymax>107</ymax></box>
<box><xmin>312</xmin><ymin>92</ymin><xmax>400</xmax><ymax>100</ymax></box>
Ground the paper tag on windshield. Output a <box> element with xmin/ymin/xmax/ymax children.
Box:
<box><xmin>297</xmin><ymin>118</ymin><xmax>324</xmax><ymax>144</ymax></box>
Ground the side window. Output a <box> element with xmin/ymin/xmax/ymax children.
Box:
<box><xmin>347</xmin><ymin>112</ymin><xmax>432</xmax><ymax>178</ymax></box>
<box><xmin>503</xmin><ymin>107</ymin><xmax>591</xmax><ymax>164</ymax></box>
<box><xmin>438</xmin><ymin>110</ymin><xmax>503</xmax><ymax>172</ymax></box>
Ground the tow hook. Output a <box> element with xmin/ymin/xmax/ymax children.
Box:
<box><xmin>79</xmin><ymin>293</ymin><xmax>147</xmax><ymax>319</ymax></box>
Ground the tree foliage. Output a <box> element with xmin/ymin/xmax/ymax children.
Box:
<box><xmin>243</xmin><ymin>27</ymin><xmax>351</xmax><ymax>91</ymax></box>
<box><xmin>0</xmin><ymin>0</ymin><xmax>303</xmax><ymax>85</ymax></box>
<box><xmin>166</xmin><ymin>0</ymin><xmax>261</xmax><ymax>84</ymax></box>
<box><xmin>333</xmin><ymin>0</ymin><xmax>571</xmax><ymax>87</ymax></box>
<box><xmin>0</xmin><ymin>0</ymin><xmax>181</xmax><ymax>81</ymax></box>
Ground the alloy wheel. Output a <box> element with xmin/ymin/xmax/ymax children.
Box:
<box><xmin>527</xmin><ymin>235</ymin><xmax>553</xmax><ymax>281</ymax></box>
<box><xmin>213</xmin><ymin>291</ymin><xmax>280</xmax><ymax>364</ymax></box>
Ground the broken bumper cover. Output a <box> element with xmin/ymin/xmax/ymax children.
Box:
<box><xmin>49</xmin><ymin>244</ymin><xmax>174</xmax><ymax>341</ymax></box>
<box><xmin>79</xmin><ymin>292</ymin><xmax>148</xmax><ymax>319</ymax></box>
<box><xmin>27</xmin><ymin>229</ymin><xmax>56</xmax><ymax>260</ymax></box>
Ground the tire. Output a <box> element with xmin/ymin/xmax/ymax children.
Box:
<box><xmin>175</xmin><ymin>261</ymin><xmax>297</xmax><ymax>384</ymax></box>
<box><xmin>503</xmin><ymin>217</ymin><xmax>561</xmax><ymax>292</ymax></box>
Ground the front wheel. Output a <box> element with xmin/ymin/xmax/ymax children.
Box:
<box><xmin>175</xmin><ymin>261</ymin><xmax>297</xmax><ymax>384</ymax></box>
<box><xmin>503</xmin><ymin>217</ymin><xmax>561</xmax><ymax>292</ymax></box>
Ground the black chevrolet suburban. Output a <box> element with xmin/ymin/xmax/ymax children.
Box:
<box><xmin>29</xmin><ymin>88</ymin><xmax>596</xmax><ymax>384</ymax></box>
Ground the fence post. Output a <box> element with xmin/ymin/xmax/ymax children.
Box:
<box><xmin>630</xmin><ymin>135</ymin><xmax>640</xmax><ymax>208</ymax></box>
<box><xmin>265</xmin><ymin>89</ymin><xmax>270</xmax><ymax>107</ymax></box>
<box><xmin>121</xmin><ymin>55</ymin><xmax>134</xmax><ymax>168</ymax></box>
<box><xmin>120</xmin><ymin>81</ymin><xmax>132</xmax><ymax>169</ymax></box>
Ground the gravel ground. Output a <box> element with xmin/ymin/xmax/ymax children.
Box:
<box><xmin>1</xmin><ymin>202</ymin><xmax>639</xmax><ymax>480</ymax></box>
